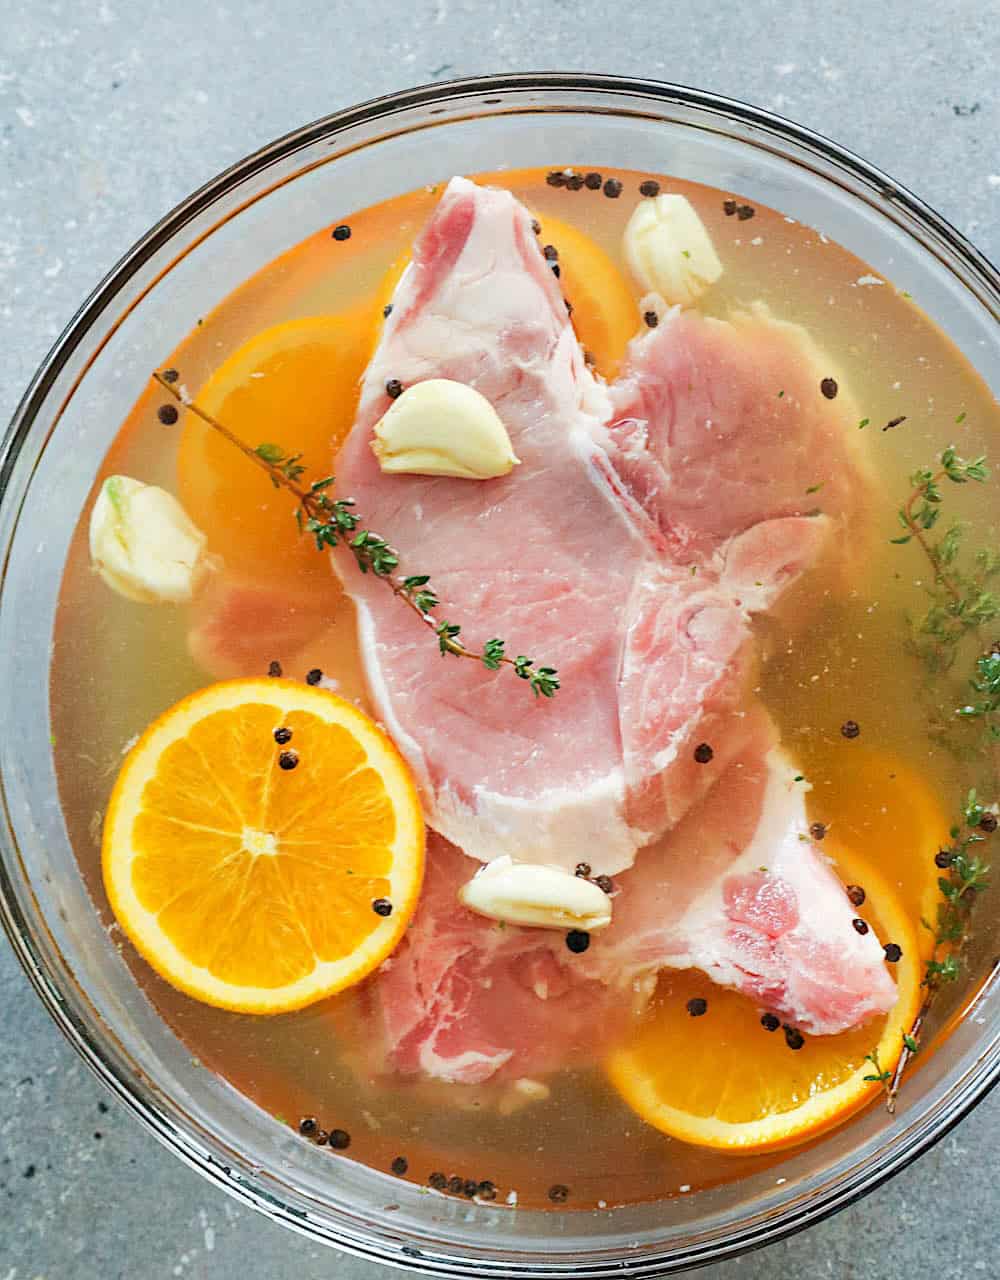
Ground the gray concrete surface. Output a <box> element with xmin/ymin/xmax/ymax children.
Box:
<box><xmin>1</xmin><ymin>1</ymin><xmax>998</xmax><ymax>1276</ymax></box>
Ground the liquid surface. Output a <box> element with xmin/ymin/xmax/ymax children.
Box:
<box><xmin>52</xmin><ymin>167</ymin><xmax>1000</xmax><ymax>1209</ymax></box>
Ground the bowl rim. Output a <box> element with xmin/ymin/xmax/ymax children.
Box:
<box><xmin>2</xmin><ymin>72</ymin><xmax>998</xmax><ymax>1275</ymax></box>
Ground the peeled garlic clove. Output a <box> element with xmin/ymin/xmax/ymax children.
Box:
<box><xmin>623</xmin><ymin>193</ymin><xmax>723</xmax><ymax>307</ymax></box>
<box><xmin>89</xmin><ymin>475</ymin><xmax>210</xmax><ymax>604</ymax></box>
<box><xmin>459</xmin><ymin>856</ymin><xmax>613</xmax><ymax>932</ymax></box>
<box><xmin>372</xmin><ymin>378</ymin><xmax>520</xmax><ymax>480</ymax></box>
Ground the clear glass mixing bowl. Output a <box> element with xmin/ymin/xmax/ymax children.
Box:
<box><xmin>1</xmin><ymin>74</ymin><xmax>998</xmax><ymax>1276</ymax></box>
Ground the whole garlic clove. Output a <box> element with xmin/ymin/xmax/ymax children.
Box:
<box><xmin>372</xmin><ymin>378</ymin><xmax>520</xmax><ymax>480</ymax></box>
<box><xmin>623</xmin><ymin>193</ymin><xmax>723</xmax><ymax>307</ymax></box>
<box><xmin>459</xmin><ymin>856</ymin><xmax>613</xmax><ymax>932</ymax></box>
<box><xmin>89</xmin><ymin>475</ymin><xmax>210</xmax><ymax>604</ymax></box>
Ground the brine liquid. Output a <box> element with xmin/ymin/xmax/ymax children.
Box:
<box><xmin>52</xmin><ymin>167</ymin><xmax>1000</xmax><ymax>1209</ymax></box>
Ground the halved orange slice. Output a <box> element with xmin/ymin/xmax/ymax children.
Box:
<box><xmin>103</xmin><ymin>679</ymin><xmax>424</xmax><ymax>1013</ymax></box>
<box><xmin>606</xmin><ymin>846</ymin><xmax>921</xmax><ymax>1153</ymax></box>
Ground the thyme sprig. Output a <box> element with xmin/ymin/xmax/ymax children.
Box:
<box><xmin>885</xmin><ymin>443</ymin><xmax>997</xmax><ymax>1110</ymax></box>
<box><xmin>891</xmin><ymin>446</ymin><xmax>999</xmax><ymax>675</ymax></box>
<box><xmin>152</xmin><ymin>371</ymin><xmax>559</xmax><ymax>699</ymax></box>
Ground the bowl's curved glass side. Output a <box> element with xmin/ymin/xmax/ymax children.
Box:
<box><xmin>0</xmin><ymin>76</ymin><xmax>998</xmax><ymax>1276</ymax></box>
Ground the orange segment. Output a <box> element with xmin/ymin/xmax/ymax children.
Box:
<box><xmin>804</xmin><ymin>748</ymin><xmax>949</xmax><ymax>958</ymax></box>
<box><xmin>606</xmin><ymin>846</ymin><xmax>921</xmax><ymax>1153</ymax></box>
<box><xmin>103</xmin><ymin>679</ymin><xmax>424</xmax><ymax>1013</ymax></box>
<box><xmin>177</xmin><ymin>313</ymin><xmax>376</xmax><ymax>591</ymax></box>
<box><xmin>533</xmin><ymin>212</ymin><xmax>638</xmax><ymax>378</ymax></box>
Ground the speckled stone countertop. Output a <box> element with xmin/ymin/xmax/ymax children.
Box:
<box><xmin>1</xmin><ymin>2</ymin><xmax>997</xmax><ymax>1277</ymax></box>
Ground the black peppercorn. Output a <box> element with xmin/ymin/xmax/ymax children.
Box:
<box><xmin>298</xmin><ymin>1116</ymin><xmax>318</xmax><ymax>1136</ymax></box>
<box><xmin>979</xmin><ymin>812</ymin><xmax>998</xmax><ymax>833</ymax></box>
<box><xmin>736</xmin><ymin>204</ymin><xmax>756</xmax><ymax>221</ymax></box>
<box><xmin>584</xmin><ymin>172</ymin><xmax>603</xmax><ymax>190</ymax></box>
<box><xmin>373</xmin><ymin>898</ymin><xmax>393</xmax><ymax>917</ymax></box>
<box><xmin>328</xmin><ymin>1129</ymin><xmax>351</xmax><ymax>1150</ymax></box>
<box><xmin>477</xmin><ymin>1180</ymin><xmax>497</xmax><ymax>1200</ymax></box>
<box><xmin>278</xmin><ymin>750</ymin><xmax>299</xmax><ymax>771</ymax></box>
<box><xmin>462</xmin><ymin>1179</ymin><xmax>478</xmax><ymax>1198</ymax></box>
<box><xmin>546</xmin><ymin>170</ymin><xmax>567</xmax><ymax>188</ymax></box>
<box><xmin>428</xmin><ymin>1172</ymin><xmax>448</xmax><ymax>1190</ymax></box>
<box><xmin>531</xmin><ymin>218</ymin><xmax>542</xmax><ymax>234</ymax></box>
<box><xmin>274</xmin><ymin>726</ymin><xmax>292</xmax><ymax>745</ymax></box>
<box><xmin>841</xmin><ymin>720</ymin><xmax>861</xmax><ymax>739</ymax></box>
<box><xmin>332</xmin><ymin>224</ymin><xmax>351</xmax><ymax>241</ymax></box>
<box><xmin>566</xmin><ymin>173</ymin><xmax>584</xmax><ymax>191</ymax></box>
<box><xmin>447</xmin><ymin>1175</ymin><xmax>464</xmax><ymax>1194</ymax></box>
<box><xmin>314</xmin><ymin>1129</ymin><xmax>329</xmax><ymax>1146</ymax></box>
<box><xmin>639</xmin><ymin>179</ymin><xmax>660</xmax><ymax>197</ymax></box>
<box><xmin>548</xmin><ymin>1184</ymin><xmax>569</xmax><ymax>1204</ymax></box>
<box><xmin>574</xmin><ymin>862</ymin><xmax>592</xmax><ymax>878</ymax></box>
<box><xmin>161</xmin><ymin>367</ymin><xmax>179</xmax><ymax>383</ymax></box>
<box><xmin>595</xmin><ymin>875</ymin><xmax>614</xmax><ymax>894</ymax></box>
<box><xmin>306</xmin><ymin>668</ymin><xmax>323</xmax><ymax>686</ymax></box>
<box><xmin>551</xmin><ymin>263</ymin><xmax>561</xmax><ymax>278</ymax></box>
<box><xmin>846</xmin><ymin>884</ymin><xmax>866</xmax><ymax>907</ymax></box>
<box><xmin>566</xmin><ymin>929</ymin><xmax>590</xmax><ymax>954</ymax></box>
<box><xmin>934</xmin><ymin>849</ymin><xmax>954</xmax><ymax>868</ymax></box>
<box><xmin>602</xmin><ymin>178</ymin><xmax>623</xmax><ymax>199</ymax></box>
<box><xmin>760</xmin><ymin>1012</ymin><xmax>780</xmax><ymax>1032</ymax></box>
<box><xmin>883</xmin><ymin>942</ymin><xmax>903</xmax><ymax>963</ymax></box>
<box><xmin>542</xmin><ymin>244</ymin><xmax>559</xmax><ymax>261</ymax></box>
<box><xmin>643</xmin><ymin>310</ymin><xmax>659</xmax><ymax>328</ymax></box>
<box><xmin>391</xmin><ymin>1156</ymin><xmax>409</xmax><ymax>1176</ymax></box>
<box><xmin>809</xmin><ymin>822</ymin><xmax>827</xmax><ymax>841</ymax></box>
<box><xmin>852</xmin><ymin>917</ymin><xmax>869</xmax><ymax>936</ymax></box>
<box><xmin>783</xmin><ymin>1026</ymin><xmax>805</xmax><ymax>1050</ymax></box>
<box><xmin>686</xmin><ymin>997</ymin><xmax>708</xmax><ymax>1017</ymax></box>
<box><xmin>723</xmin><ymin>199</ymin><xmax>738</xmax><ymax>216</ymax></box>
<box><xmin>158</xmin><ymin>404</ymin><xmax>179</xmax><ymax>425</ymax></box>
<box><xmin>693</xmin><ymin>742</ymin><xmax>714</xmax><ymax>764</ymax></box>
<box><xmin>267</xmin><ymin>660</ymin><xmax>283</xmax><ymax>678</ymax></box>
<box><xmin>386</xmin><ymin>378</ymin><xmax>404</xmax><ymax>399</ymax></box>
<box><xmin>820</xmin><ymin>377</ymin><xmax>839</xmax><ymax>400</ymax></box>
<box><xmin>383</xmin><ymin>303</ymin><xmax>393</xmax><ymax>318</ymax></box>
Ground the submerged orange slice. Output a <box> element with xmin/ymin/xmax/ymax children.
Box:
<box><xmin>804</xmin><ymin>748</ymin><xmax>949</xmax><ymax>957</ymax></box>
<box><xmin>103</xmin><ymin>679</ymin><xmax>424</xmax><ymax>1013</ymax></box>
<box><xmin>606</xmin><ymin>847</ymin><xmax>921</xmax><ymax>1153</ymax></box>
<box><xmin>177</xmin><ymin>313</ymin><xmax>375</xmax><ymax>591</ymax></box>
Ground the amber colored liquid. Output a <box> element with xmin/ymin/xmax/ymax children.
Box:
<box><xmin>51</xmin><ymin>168</ymin><xmax>1000</xmax><ymax>1209</ymax></box>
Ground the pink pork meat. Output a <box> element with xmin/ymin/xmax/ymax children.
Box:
<box><xmin>373</xmin><ymin>727</ymin><xmax>897</xmax><ymax>1084</ymax></box>
<box><xmin>334</xmin><ymin>176</ymin><xmax>848</xmax><ymax>873</ymax></box>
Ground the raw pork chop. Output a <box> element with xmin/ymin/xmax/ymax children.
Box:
<box><xmin>334</xmin><ymin>177</ymin><xmax>850</xmax><ymax>872</ymax></box>
<box><xmin>373</xmin><ymin>727</ymin><xmax>897</xmax><ymax>1083</ymax></box>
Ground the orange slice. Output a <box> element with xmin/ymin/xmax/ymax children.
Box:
<box><xmin>606</xmin><ymin>846</ymin><xmax>921</xmax><ymax>1153</ymax></box>
<box><xmin>533</xmin><ymin>212</ymin><xmax>638</xmax><ymax>378</ymax></box>
<box><xmin>804</xmin><ymin>748</ymin><xmax>950</xmax><ymax>958</ymax></box>
<box><xmin>103</xmin><ymin>679</ymin><xmax>424</xmax><ymax>1013</ymax></box>
<box><xmin>177</xmin><ymin>313</ymin><xmax>375</xmax><ymax>592</ymax></box>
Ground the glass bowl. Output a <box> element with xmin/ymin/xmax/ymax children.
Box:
<box><xmin>2</xmin><ymin>74</ymin><xmax>998</xmax><ymax>1276</ymax></box>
